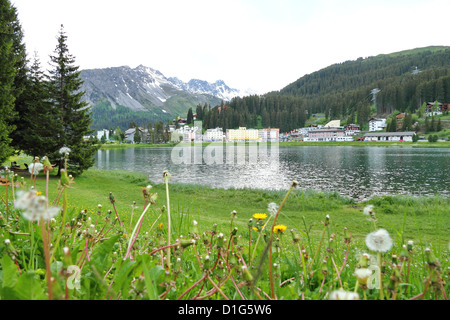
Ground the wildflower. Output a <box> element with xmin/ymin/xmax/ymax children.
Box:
<box><xmin>273</xmin><ymin>224</ymin><xmax>287</xmax><ymax>234</ymax></box>
<box><xmin>363</xmin><ymin>205</ymin><xmax>374</xmax><ymax>216</ymax></box>
<box><xmin>355</xmin><ymin>268</ymin><xmax>373</xmax><ymax>286</ymax></box>
<box><xmin>356</xmin><ymin>253</ymin><xmax>371</xmax><ymax>268</ymax></box>
<box><xmin>163</xmin><ymin>170</ymin><xmax>171</xmax><ymax>180</ymax></box>
<box><xmin>328</xmin><ymin>288</ymin><xmax>359</xmax><ymax>300</ymax></box>
<box><xmin>28</xmin><ymin>162</ymin><xmax>43</xmax><ymax>175</ymax></box>
<box><xmin>407</xmin><ymin>240</ymin><xmax>414</xmax><ymax>252</ymax></box>
<box><xmin>59</xmin><ymin>147</ymin><xmax>71</xmax><ymax>157</ymax></box>
<box><xmin>59</xmin><ymin>169</ymin><xmax>74</xmax><ymax>188</ymax></box>
<box><xmin>42</xmin><ymin>156</ymin><xmax>53</xmax><ymax>172</ymax></box>
<box><xmin>191</xmin><ymin>220</ymin><xmax>199</xmax><ymax>235</ymax></box>
<box><xmin>365</xmin><ymin>229</ymin><xmax>393</xmax><ymax>253</ymax></box>
<box><xmin>253</xmin><ymin>213</ymin><xmax>267</xmax><ymax>220</ymax></box>
<box><xmin>14</xmin><ymin>190</ymin><xmax>60</xmax><ymax>222</ymax></box>
<box><xmin>267</xmin><ymin>202</ymin><xmax>279</xmax><ymax>216</ymax></box>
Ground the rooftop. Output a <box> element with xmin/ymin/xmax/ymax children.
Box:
<box><xmin>364</xmin><ymin>131</ymin><xmax>416</xmax><ymax>137</ymax></box>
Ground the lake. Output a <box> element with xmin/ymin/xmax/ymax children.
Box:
<box><xmin>94</xmin><ymin>145</ymin><xmax>450</xmax><ymax>201</ymax></box>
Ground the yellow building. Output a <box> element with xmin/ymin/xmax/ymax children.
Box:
<box><xmin>226</xmin><ymin>127</ymin><xmax>260</xmax><ymax>142</ymax></box>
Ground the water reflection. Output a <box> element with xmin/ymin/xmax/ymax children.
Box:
<box><xmin>94</xmin><ymin>146</ymin><xmax>450</xmax><ymax>201</ymax></box>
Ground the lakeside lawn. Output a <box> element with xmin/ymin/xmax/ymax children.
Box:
<box><xmin>1</xmin><ymin>156</ymin><xmax>449</xmax><ymax>300</ymax></box>
<box><xmin>2</xmin><ymin>162</ymin><xmax>449</xmax><ymax>247</ymax></box>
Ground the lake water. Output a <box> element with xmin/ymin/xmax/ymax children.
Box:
<box><xmin>93</xmin><ymin>145</ymin><xmax>450</xmax><ymax>201</ymax></box>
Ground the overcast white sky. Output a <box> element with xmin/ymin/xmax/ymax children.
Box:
<box><xmin>11</xmin><ymin>0</ymin><xmax>450</xmax><ymax>94</ymax></box>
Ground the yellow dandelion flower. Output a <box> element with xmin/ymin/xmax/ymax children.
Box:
<box><xmin>253</xmin><ymin>213</ymin><xmax>267</xmax><ymax>220</ymax></box>
<box><xmin>36</xmin><ymin>192</ymin><xmax>42</xmax><ymax>196</ymax></box>
<box><xmin>252</xmin><ymin>227</ymin><xmax>260</xmax><ymax>232</ymax></box>
<box><xmin>158</xmin><ymin>222</ymin><xmax>164</xmax><ymax>229</ymax></box>
<box><xmin>274</xmin><ymin>224</ymin><xmax>287</xmax><ymax>234</ymax></box>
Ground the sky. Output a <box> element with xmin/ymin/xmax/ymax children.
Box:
<box><xmin>11</xmin><ymin>0</ymin><xmax>450</xmax><ymax>95</ymax></box>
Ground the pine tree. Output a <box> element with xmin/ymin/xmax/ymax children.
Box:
<box><xmin>0</xmin><ymin>0</ymin><xmax>24</xmax><ymax>164</ymax></box>
<box><xmin>47</xmin><ymin>25</ymin><xmax>98</xmax><ymax>176</ymax></box>
<box><xmin>187</xmin><ymin>107</ymin><xmax>193</xmax><ymax>124</ymax></box>
<box><xmin>11</xmin><ymin>53</ymin><xmax>59</xmax><ymax>158</ymax></box>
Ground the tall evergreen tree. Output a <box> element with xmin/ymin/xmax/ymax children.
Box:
<box><xmin>11</xmin><ymin>53</ymin><xmax>59</xmax><ymax>158</ymax></box>
<box><xmin>0</xmin><ymin>0</ymin><xmax>24</xmax><ymax>164</ymax></box>
<box><xmin>186</xmin><ymin>107</ymin><xmax>193</xmax><ymax>124</ymax></box>
<box><xmin>47</xmin><ymin>25</ymin><xmax>98</xmax><ymax>176</ymax></box>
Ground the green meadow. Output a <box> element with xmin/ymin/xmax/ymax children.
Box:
<box><xmin>0</xmin><ymin>153</ymin><xmax>449</xmax><ymax>300</ymax></box>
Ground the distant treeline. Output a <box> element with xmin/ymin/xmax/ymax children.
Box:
<box><xmin>194</xmin><ymin>95</ymin><xmax>307</xmax><ymax>132</ymax></box>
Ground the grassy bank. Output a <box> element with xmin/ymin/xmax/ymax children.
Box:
<box><xmin>1</xmin><ymin>159</ymin><xmax>449</xmax><ymax>300</ymax></box>
<box><xmin>2</xmin><ymin>165</ymin><xmax>448</xmax><ymax>246</ymax></box>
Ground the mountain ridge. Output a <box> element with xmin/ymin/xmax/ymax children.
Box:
<box><xmin>80</xmin><ymin>64</ymin><xmax>249</xmax><ymax>129</ymax></box>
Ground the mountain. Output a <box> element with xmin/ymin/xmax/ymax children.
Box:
<box><xmin>80</xmin><ymin>65</ymin><xmax>246</xmax><ymax>130</ymax></box>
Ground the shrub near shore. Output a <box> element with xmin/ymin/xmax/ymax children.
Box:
<box><xmin>0</xmin><ymin>164</ymin><xmax>448</xmax><ymax>300</ymax></box>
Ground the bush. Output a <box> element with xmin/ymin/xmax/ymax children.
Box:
<box><xmin>428</xmin><ymin>134</ymin><xmax>438</xmax><ymax>143</ymax></box>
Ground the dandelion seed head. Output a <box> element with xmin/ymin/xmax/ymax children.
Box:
<box><xmin>354</xmin><ymin>268</ymin><xmax>372</xmax><ymax>283</ymax></box>
<box><xmin>15</xmin><ymin>190</ymin><xmax>60</xmax><ymax>222</ymax></box>
<box><xmin>59</xmin><ymin>147</ymin><xmax>71</xmax><ymax>155</ymax></box>
<box><xmin>328</xmin><ymin>288</ymin><xmax>359</xmax><ymax>300</ymax></box>
<box><xmin>28</xmin><ymin>162</ymin><xmax>44</xmax><ymax>175</ymax></box>
<box><xmin>267</xmin><ymin>202</ymin><xmax>279</xmax><ymax>216</ymax></box>
<box><xmin>363</xmin><ymin>205</ymin><xmax>374</xmax><ymax>216</ymax></box>
<box><xmin>365</xmin><ymin>229</ymin><xmax>393</xmax><ymax>253</ymax></box>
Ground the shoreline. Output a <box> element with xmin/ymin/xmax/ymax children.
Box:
<box><xmin>99</xmin><ymin>140</ymin><xmax>450</xmax><ymax>149</ymax></box>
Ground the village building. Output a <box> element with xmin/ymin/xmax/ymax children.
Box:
<box><xmin>226</xmin><ymin>127</ymin><xmax>260</xmax><ymax>142</ymax></box>
<box><xmin>344</xmin><ymin>124</ymin><xmax>360</xmax><ymax>136</ymax></box>
<box><xmin>96</xmin><ymin>129</ymin><xmax>110</xmax><ymax>141</ymax></box>
<box><xmin>171</xmin><ymin>125</ymin><xmax>202</xmax><ymax>143</ymax></box>
<box><xmin>368</xmin><ymin>118</ymin><xmax>387</xmax><ymax>131</ymax></box>
<box><xmin>426</xmin><ymin>101</ymin><xmax>449</xmax><ymax>116</ymax></box>
<box><xmin>363</xmin><ymin>131</ymin><xmax>416</xmax><ymax>142</ymax></box>
<box><xmin>258</xmin><ymin>128</ymin><xmax>280</xmax><ymax>142</ymax></box>
<box><xmin>203</xmin><ymin>127</ymin><xmax>224</xmax><ymax>142</ymax></box>
<box><xmin>304</xmin><ymin>128</ymin><xmax>353</xmax><ymax>142</ymax></box>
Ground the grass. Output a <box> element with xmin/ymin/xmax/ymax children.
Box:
<box><xmin>0</xmin><ymin>156</ymin><xmax>449</xmax><ymax>301</ymax></box>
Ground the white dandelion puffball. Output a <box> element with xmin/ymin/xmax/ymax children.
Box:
<box><xmin>354</xmin><ymin>268</ymin><xmax>373</xmax><ymax>284</ymax></box>
<box><xmin>15</xmin><ymin>190</ymin><xmax>61</xmax><ymax>222</ymax></box>
<box><xmin>365</xmin><ymin>228</ymin><xmax>393</xmax><ymax>253</ymax></box>
<box><xmin>59</xmin><ymin>147</ymin><xmax>71</xmax><ymax>156</ymax></box>
<box><xmin>328</xmin><ymin>288</ymin><xmax>359</xmax><ymax>300</ymax></box>
<box><xmin>267</xmin><ymin>202</ymin><xmax>279</xmax><ymax>216</ymax></box>
<box><xmin>28</xmin><ymin>162</ymin><xmax>44</xmax><ymax>175</ymax></box>
<box><xmin>363</xmin><ymin>205</ymin><xmax>374</xmax><ymax>216</ymax></box>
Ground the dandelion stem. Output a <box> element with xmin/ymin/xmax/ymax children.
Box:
<box><xmin>50</xmin><ymin>187</ymin><xmax>67</xmax><ymax>263</ymax></box>
<box><xmin>164</xmin><ymin>173</ymin><xmax>171</xmax><ymax>272</ymax></box>
<box><xmin>40</xmin><ymin>217</ymin><xmax>53</xmax><ymax>300</ymax></box>
<box><xmin>378</xmin><ymin>252</ymin><xmax>384</xmax><ymax>300</ymax></box>
<box><xmin>126</xmin><ymin>202</ymin><xmax>152</xmax><ymax>259</ymax></box>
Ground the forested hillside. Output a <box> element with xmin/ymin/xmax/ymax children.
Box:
<box><xmin>200</xmin><ymin>46</ymin><xmax>450</xmax><ymax>132</ymax></box>
<box><xmin>279</xmin><ymin>46</ymin><xmax>450</xmax><ymax>117</ymax></box>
